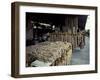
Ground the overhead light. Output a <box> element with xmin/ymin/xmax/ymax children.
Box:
<box><xmin>33</xmin><ymin>26</ymin><xmax>37</xmax><ymax>29</ymax></box>
<box><xmin>52</xmin><ymin>25</ymin><xmax>55</xmax><ymax>30</ymax></box>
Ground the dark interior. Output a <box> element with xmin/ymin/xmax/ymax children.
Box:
<box><xmin>26</xmin><ymin>12</ymin><xmax>88</xmax><ymax>46</ymax></box>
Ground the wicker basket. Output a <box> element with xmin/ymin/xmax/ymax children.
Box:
<box><xmin>48</xmin><ymin>32</ymin><xmax>85</xmax><ymax>49</ymax></box>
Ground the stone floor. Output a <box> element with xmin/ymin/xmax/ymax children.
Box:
<box><xmin>71</xmin><ymin>36</ymin><xmax>90</xmax><ymax>65</ymax></box>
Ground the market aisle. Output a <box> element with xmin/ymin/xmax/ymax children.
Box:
<box><xmin>71</xmin><ymin>36</ymin><xmax>90</xmax><ymax>65</ymax></box>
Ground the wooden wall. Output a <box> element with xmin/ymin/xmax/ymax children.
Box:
<box><xmin>63</xmin><ymin>16</ymin><xmax>78</xmax><ymax>34</ymax></box>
